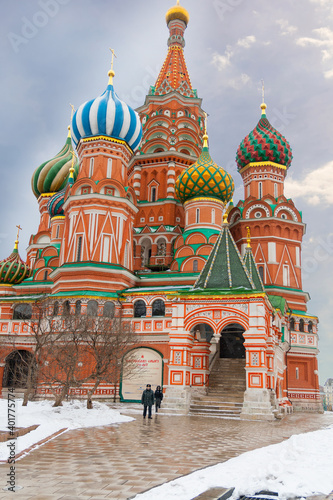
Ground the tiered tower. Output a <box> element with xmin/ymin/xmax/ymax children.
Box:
<box><xmin>229</xmin><ymin>101</ymin><xmax>320</xmax><ymax>410</ymax></box>
<box><xmin>128</xmin><ymin>1</ymin><xmax>206</xmax><ymax>271</ymax></box>
<box><xmin>51</xmin><ymin>64</ymin><xmax>142</xmax><ymax>293</ymax></box>
<box><xmin>229</xmin><ymin>101</ymin><xmax>306</xmax><ymax>311</ymax></box>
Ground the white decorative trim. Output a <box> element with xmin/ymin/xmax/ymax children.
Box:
<box><xmin>275</xmin><ymin>206</ymin><xmax>298</xmax><ymax>221</ymax></box>
<box><xmin>245</xmin><ymin>204</ymin><xmax>270</xmax><ymax>219</ymax></box>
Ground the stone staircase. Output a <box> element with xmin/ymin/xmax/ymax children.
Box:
<box><xmin>189</xmin><ymin>358</ymin><xmax>246</xmax><ymax>419</ymax></box>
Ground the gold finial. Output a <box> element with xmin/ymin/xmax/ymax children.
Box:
<box><xmin>261</xmin><ymin>79</ymin><xmax>267</xmax><ymax>115</ymax></box>
<box><xmin>69</xmin><ymin>150</ymin><xmax>76</xmax><ymax>181</ymax></box>
<box><xmin>108</xmin><ymin>48</ymin><xmax>117</xmax><ymax>85</ymax></box>
<box><xmin>203</xmin><ymin>112</ymin><xmax>209</xmax><ymax>148</ymax></box>
<box><xmin>14</xmin><ymin>225</ymin><xmax>22</xmax><ymax>250</ymax></box>
<box><xmin>177</xmin><ymin>0</ymin><xmax>180</xmax><ymax>4</ymax></box>
<box><xmin>246</xmin><ymin>226</ymin><xmax>251</xmax><ymax>248</ymax></box>
<box><xmin>223</xmin><ymin>212</ymin><xmax>228</xmax><ymax>224</ymax></box>
<box><xmin>68</xmin><ymin>104</ymin><xmax>75</xmax><ymax>138</ymax></box>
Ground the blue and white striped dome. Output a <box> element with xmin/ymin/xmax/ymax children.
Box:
<box><xmin>71</xmin><ymin>78</ymin><xmax>142</xmax><ymax>152</ymax></box>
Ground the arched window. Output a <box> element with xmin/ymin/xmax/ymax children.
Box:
<box><xmin>89</xmin><ymin>157</ymin><xmax>94</xmax><ymax>177</ymax></box>
<box><xmin>152</xmin><ymin>299</ymin><xmax>165</xmax><ymax>317</ymax></box>
<box><xmin>87</xmin><ymin>300</ymin><xmax>98</xmax><ymax>317</ymax></box>
<box><xmin>62</xmin><ymin>300</ymin><xmax>70</xmax><ymax>316</ymax></box>
<box><xmin>103</xmin><ymin>301</ymin><xmax>115</xmax><ymax>318</ymax></box>
<box><xmin>211</xmin><ymin>209</ymin><xmax>215</xmax><ymax>224</ymax></box>
<box><xmin>56</xmin><ymin>225</ymin><xmax>60</xmax><ymax>239</ymax></box>
<box><xmin>274</xmin><ymin>183</ymin><xmax>278</xmax><ymax>198</ymax></box>
<box><xmin>13</xmin><ymin>304</ymin><xmax>32</xmax><ymax>320</ymax></box>
<box><xmin>258</xmin><ymin>265</ymin><xmax>264</xmax><ymax>282</ymax></box>
<box><xmin>134</xmin><ymin>300</ymin><xmax>146</xmax><ymax>318</ymax></box>
<box><xmin>43</xmin><ymin>270</ymin><xmax>48</xmax><ymax>281</ymax></box>
<box><xmin>53</xmin><ymin>301</ymin><xmax>59</xmax><ymax>316</ymax></box>
<box><xmin>107</xmin><ymin>158</ymin><xmax>112</xmax><ymax>178</ymax></box>
<box><xmin>258</xmin><ymin>181</ymin><xmax>263</xmax><ymax>199</ymax></box>
<box><xmin>75</xmin><ymin>300</ymin><xmax>81</xmax><ymax>316</ymax></box>
<box><xmin>151</xmin><ymin>186</ymin><xmax>157</xmax><ymax>202</ymax></box>
<box><xmin>308</xmin><ymin>321</ymin><xmax>313</xmax><ymax>333</ymax></box>
<box><xmin>193</xmin><ymin>259</ymin><xmax>198</xmax><ymax>272</ymax></box>
<box><xmin>196</xmin><ymin>208</ymin><xmax>200</xmax><ymax>223</ymax></box>
<box><xmin>299</xmin><ymin>319</ymin><xmax>304</xmax><ymax>332</ymax></box>
<box><xmin>76</xmin><ymin>236</ymin><xmax>82</xmax><ymax>262</ymax></box>
<box><xmin>290</xmin><ymin>317</ymin><xmax>295</xmax><ymax>331</ymax></box>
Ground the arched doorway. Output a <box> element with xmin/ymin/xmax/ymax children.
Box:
<box><xmin>220</xmin><ymin>323</ymin><xmax>245</xmax><ymax>358</ymax></box>
<box><xmin>2</xmin><ymin>350</ymin><xmax>36</xmax><ymax>388</ymax></box>
<box><xmin>191</xmin><ymin>323</ymin><xmax>214</xmax><ymax>342</ymax></box>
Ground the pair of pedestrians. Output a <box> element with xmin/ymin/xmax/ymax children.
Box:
<box><xmin>141</xmin><ymin>384</ymin><xmax>163</xmax><ymax>418</ymax></box>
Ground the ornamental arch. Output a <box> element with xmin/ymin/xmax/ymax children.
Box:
<box><xmin>219</xmin><ymin>323</ymin><xmax>246</xmax><ymax>359</ymax></box>
<box><xmin>2</xmin><ymin>350</ymin><xmax>36</xmax><ymax>388</ymax></box>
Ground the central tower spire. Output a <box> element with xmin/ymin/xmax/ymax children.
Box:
<box><xmin>153</xmin><ymin>2</ymin><xmax>195</xmax><ymax>97</ymax></box>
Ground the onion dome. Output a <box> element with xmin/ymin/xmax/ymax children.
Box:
<box><xmin>0</xmin><ymin>238</ymin><xmax>32</xmax><ymax>285</ymax></box>
<box><xmin>236</xmin><ymin>103</ymin><xmax>293</xmax><ymax>171</ymax></box>
<box><xmin>71</xmin><ymin>67</ymin><xmax>142</xmax><ymax>153</ymax></box>
<box><xmin>175</xmin><ymin>134</ymin><xmax>234</xmax><ymax>204</ymax></box>
<box><xmin>31</xmin><ymin>128</ymin><xmax>79</xmax><ymax>199</ymax></box>
<box><xmin>47</xmin><ymin>187</ymin><xmax>66</xmax><ymax>218</ymax></box>
<box><xmin>166</xmin><ymin>0</ymin><xmax>190</xmax><ymax>26</ymax></box>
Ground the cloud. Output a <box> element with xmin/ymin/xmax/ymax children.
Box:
<box><xmin>212</xmin><ymin>45</ymin><xmax>234</xmax><ymax>70</ymax></box>
<box><xmin>276</xmin><ymin>19</ymin><xmax>297</xmax><ymax>36</ymax></box>
<box><xmin>285</xmin><ymin>161</ymin><xmax>333</xmax><ymax>205</ymax></box>
<box><xmin>211</xmin><ymin>36</ymin><xmax>256</xmax><ymax>72</ymax></box>
<box><xmin>237</xmin><ymin>35</ymin><xmax>256</xmax><ymax>48</ymax></box>
<box><xmin>297</xmin><ymin>27</ymin><xmax>333</xmax><ymax>77</ymax></box>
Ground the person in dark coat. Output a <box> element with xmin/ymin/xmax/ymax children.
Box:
<box><xmin>154</xmin><ymin>386</ymin><xmax>163</xmax><ymax>413</ymax></box>
<box><xmin>141</xmin><ymin>384</ymin><xmax>154</xmax><ymax>418</ymax></box>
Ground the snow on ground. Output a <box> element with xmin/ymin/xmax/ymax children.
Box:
<box><xmin>134</xmin><ymin>425</ymin><xmax>333</xmax><ymax>500</ymax></box>
<box><xmin>0</xmin><ymin>398</ymin><xmax>133</xmax><ymax>461</ymax></box>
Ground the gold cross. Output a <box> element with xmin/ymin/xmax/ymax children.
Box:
<box><xmin>109</xmin><ymin>48</ymin><xmax>117</xmax><ymax>72</ymax></box>
<box><xmin>261</xmin><ymin>79</ymin><xmax>265</xmax><ymax>103</ymax></box>
<box><xmin>70</xmin><ymin>103</ymin><xmax>75</xmax><ymax>121</ymax></box>
<box><xmin>16</xmin><ymin>224</ymin><xmax>22</xmax><ymax>241</ymax></box>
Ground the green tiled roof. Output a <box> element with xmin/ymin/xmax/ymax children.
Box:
<box><xmin>243</xmin><ymin>247</ymin><xmax>265</xmax><ymax>292</ymax></box>
<box><xmin>194</xmin><ymin>224</ymin><xmax>256</xmax><ymax>291</ymax></box>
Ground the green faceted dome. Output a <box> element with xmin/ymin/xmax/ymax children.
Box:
<box><xmin>175</xmin><ymin>137</ymin><xmax>234</xmax><ymax>204</ymax></box>
<box><xmin>31</xmin><ymin>129</ymin><xmax>79</xmax><ymax>199</ymax></box>
<box><xmin>0</xmin><ymin>245</ymin><xmax>32</xmax><ymax>285</ymax></box>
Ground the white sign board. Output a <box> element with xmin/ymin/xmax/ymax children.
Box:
<box><xmin>121</xmin><ymin>348</ymin><xmax>163</xmax><ymax>401</ymax></box>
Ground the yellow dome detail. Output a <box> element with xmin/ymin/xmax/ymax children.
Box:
<box><xmin>166</xmin><ymin>1</ymin><xmax>190</xmax><ymax>26</ymax></box>
<box><xmin>175</xmin><ymin>141</ymin><xmax>235</xmax><ymax>205</ymax></box>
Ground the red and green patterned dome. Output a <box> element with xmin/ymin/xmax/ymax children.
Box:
<box><xmin>0</xmin><ymin>244</ymin><xmax>32</xmax><ymax>285</ymax></box>
<box><xmin>236</xmin><ymin>104</ymin><xmax>293</xmax><ymax>171</ymax></box>
<box><xmin>31</xmin><ymin>128</ymin><xmax>79</xmax><ymax>199</ymax></box>
<box><xmin>175</xmin><ymin>136</ymin><xmax>234</xmax><ymax>204</ymax></box>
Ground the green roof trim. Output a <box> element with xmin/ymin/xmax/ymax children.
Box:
<box><xmin>268</xmin><ymin>294</ymin><xmax>287</xmax><ymax>312</ymax></box>
<box><xmin>52</xmin><ymin>290</ymin><xmax>119</xmax><ymax>298</ymax></box>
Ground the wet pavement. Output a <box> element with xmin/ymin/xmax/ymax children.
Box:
<box><xmin>1</xmin><ymin>404</ymin><xmax>332</xmax><ymax>500</ymax></box>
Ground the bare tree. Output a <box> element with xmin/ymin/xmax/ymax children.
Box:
<box><xmin>81</xmin><ymin>314</ymin><xmax>139</xmax><ymax>408</ymax></box>
<box><xmin>5</xmin><ymin>299</ymin><xmax>140</xmax><ymax>408</ymax></box>
<box><xmin>7</xmin><ymin>299</ymin><xmax>56</xmax><ymax>406</ymax></box>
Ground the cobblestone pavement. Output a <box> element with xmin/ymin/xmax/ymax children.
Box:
<box><xmin>1</xmin><ymin>405</ymin><xmax>333</xmax><ymax>500</ymax></box>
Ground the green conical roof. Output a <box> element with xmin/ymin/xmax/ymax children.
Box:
<box><xmin>243</xmin><ymin>247</ymin><xmax>265</xmax><ymax>292</ymax></box>
<box><xmin>194</xmin><ymin>224</ymin><xmax>256</xmax><ymax>291</ymax></box>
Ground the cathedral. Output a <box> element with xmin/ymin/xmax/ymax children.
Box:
<box><xmin>0</xmin><ymin>2</ymin><xmax>322</xmax><ymax>419</ymax></box>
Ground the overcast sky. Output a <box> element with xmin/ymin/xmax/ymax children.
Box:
<box><xmin>1</xmin><ymin>0</ymin><xmax>332</xmax><ymax>385</ymax></box>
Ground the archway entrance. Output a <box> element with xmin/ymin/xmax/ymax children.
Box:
<box><xmin>2</xmin><ymin>350</ymin><xmax>36</xmax><ymax>388</ymax></box>
<box><xmin>191</xmin><ymin>323</ymin><xmax>214</xmax><ymax>342</ymax></box>
<box><xmin>220</xmin><ymin>323</ymin><xmax>245</xmax><ymax>358</ymax></box>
